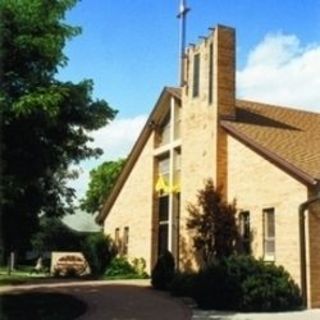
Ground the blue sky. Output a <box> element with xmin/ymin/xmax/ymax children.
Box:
<box><xmin>59</xmin><ymin>0</ymin><xmax>320</xmax><ymax>118</ymax></box>
<box><xmin>59</xmin><ymin>1</ymin><xmax>320</xmax><ymax>228</ymax></box>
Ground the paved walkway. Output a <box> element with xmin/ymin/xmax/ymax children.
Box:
<box><xmin>1</xmin><ymin>280</ymin><xmax>320</xmax><ymax>320</ymax></box>
<box><xmin>192</xmin><ymin>309</ymin><xmax>320</xmax><ymax>320</ymax></box>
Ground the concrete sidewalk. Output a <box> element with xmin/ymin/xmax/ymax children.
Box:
<box><xmin>193</xmin><ymin>309</ymin><xmax>320</xmax><ymax>320</ymax></box>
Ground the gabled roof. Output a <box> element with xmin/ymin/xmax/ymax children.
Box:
<box><xmin>222</xmin><ymin>100</ymin><xmax>320</xmax><ymax>185</ymax></box>
<box><xmin>97</xmin><ymin>87</ymin><xmax>320</xmax><ymax>224</ymax></box>
<box><xmin>96</xmin><ymin>87</ymin><xmax>181</xmax><ymax>224</ymax></box>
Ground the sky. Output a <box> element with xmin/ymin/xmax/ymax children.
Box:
<box><xmin>59</xmin><ymin>0</ymin><xmax>320</xmax><ymax>229</ymax></box>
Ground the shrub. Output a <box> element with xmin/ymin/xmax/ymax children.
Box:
<box><xmin>151</xmin><ymin>251</ymin><xmax>175</xmax><ymax>291</ymax></box>
<box><xmin>81</xmin><ymin>233</ymin><xmax>116</xmax><ymax>277</ymax></box>
<box><xmin>193</xmin><ymin>255</ymin><xmax>303</xmax><ymax>311</ymax></box>
<box><xmin>106</xmin><ymin>257</ymin><xmax>136</xmax><ymax>276</ymax></box>
<box><xmin>170</xmin><ymin>271</ymin><xmax>197</xmax><ymax>298</ymax></box>
<box><xmin>239</xmin><ymin>261</ymin><xmax>302</xmax><ymax>311</ymax></box>
<box><xmin>194</xmin><ymin>260</ymin><xmax>241</xmax><ymax>310</ymax></box>
<box><xmin>132</xmin><ymin>257</ymin><xmax>148</xmax><ymax>278</ymax></box>
<box><xmin>105</xmin><ymin>257</ymin><xmax>148</xmax><ymax>279</ymax></box>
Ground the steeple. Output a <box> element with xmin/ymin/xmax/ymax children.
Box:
<box><xmin>177</xmin><ymin>0</ymin><xmax>190</xmax><ymax>86</ymax></box>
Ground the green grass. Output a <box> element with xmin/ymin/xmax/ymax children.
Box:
<box><xmin>0</xmin><ymin>292</ymin><xmax>87</xmax><ymax>320</ymax></box>
<box><xmin>0</xmin><ymin>266</ymin><xmax>50</xmax><ymax>286</ymax></box>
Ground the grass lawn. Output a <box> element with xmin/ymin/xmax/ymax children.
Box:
<box><xmin>0</xmin><ymin>292</ymin><xmax>87</xmax><ymax>320</ymax></box>
<box><xmin>0</xmin><ymin>266</ymin><xmax>50</xmax><ymax>286</ymax></box>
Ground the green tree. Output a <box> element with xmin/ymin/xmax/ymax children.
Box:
<box><xmin>187</xmin><ymin>179</ymin><xmax>240</xmax><ymax>267</ymax></box>
<box><xmin>0</xmin><ymin>0</ymin><xmax>117</xmax><ymax>263</ymax></box>
<box><xmin>80</xmin><ymin>159</ymin><xmax>126</xmax><ymax>214</ymax></box>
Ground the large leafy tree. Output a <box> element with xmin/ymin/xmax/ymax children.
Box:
<box><xmin>0</xmin><ymin>0</ymin><xmax>117</xmax><ymax>262</ymax></box>
<box><xmin>80</xmin><ymin>159</ymin><xmax>126</xmax><ymax>214</ymax></box>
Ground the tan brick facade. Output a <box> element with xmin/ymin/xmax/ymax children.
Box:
<box><xmin>103</xmin><ymin>133</ymin><xmax>155</xmax><ymax>273</ymax></box>
<box><xmin>227</xmin><ymin>135</ymin><xmax>307</xmax><ymax>288</ymax></box>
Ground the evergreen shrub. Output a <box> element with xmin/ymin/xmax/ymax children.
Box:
<box><xmin>192</xmin><ymin>255</ymin><xmax>303</xmax><ymax>311</ymax></box>
<box><xmin>151</xmin><ymin>251</ymin><xmax>175</xmax><ymax>290</ymax></box>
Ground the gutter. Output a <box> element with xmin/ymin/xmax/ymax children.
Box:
<box><xmin>299</xmin><ymin>188</ymin><xmax>320</xmax><ymax>307</ymax></box>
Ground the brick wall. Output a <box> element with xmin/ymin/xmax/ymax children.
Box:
<box><xmin>227</xmin><ymin>134</ymin><xmax>308</xmax><ymax>290</ymax></box>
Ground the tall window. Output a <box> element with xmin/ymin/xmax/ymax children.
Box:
<box><xmin>115</xmin><ymin>228</ymin><xmax>120</xmax><ymax>251</ymax></box>
<box><xmin>159</xmin><ymin>115</ymin><xmax>170</xmax><ymax>147</ymax></box>
<box><xmin>263</xmin><ymin>208</ymin><xmax>275</xmax><ymax>260</ymax></box>
<box><xmin>193</xmin><ymin>53</ymin><xmax>200</xmax><ymax>97</ymax></box>
<box><xmin>239</xmin><ymin>211</ymin><xmax>251</xmax><ymax>254</ymax></box>
<box><xmin>208</xmin><ymin>43</ymin><xmax>214</xmax><ymax>104</ymax></box>
<box><xmin>158</xmin><ymin>196</ymin><xmax>169</xmax><ymax>256</ymax></box>
<box><xmin>156</xmin><ymin>156</ymin><xmax>170</xmax><ymax>195</ymax></box>
<box><xmin>174</xmin><ymin>105</ymin><xmax>181</xmax><ymax>140</ymax></box>
<box><xmin>123</xmin><ymin>227</ymin><xmax>129</xmax><ymax>256</ymax></box>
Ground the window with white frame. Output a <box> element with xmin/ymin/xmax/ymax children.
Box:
<box><xmin>263</xmin><ymin>208</ymin><xmax>275</xmax><ymax>260</ymax></box>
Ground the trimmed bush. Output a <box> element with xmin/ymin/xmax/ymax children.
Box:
<box><xmin>151</xmin><ymin>250</ymin><xmax>175</xmax><ymax>290</ymax></box>
<box><xmin>81</xmin><ymin>233</ymin><xmax>116</xmax><ymax>277</ymax></box>
<box><xmin>192</xmin><ymin>255</ymin><xmax>303</xmax><ymax>311</ymax></box>
<box><xmin>239</xmin><ymin>261</ymin><xmax>302</xmax><ymax>311</ymax></box>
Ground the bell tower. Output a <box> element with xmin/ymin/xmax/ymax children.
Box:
<box><xmin>179</xmin><ymin>25</ymin><xmax>236</xmax><ymax>269</ymax></box>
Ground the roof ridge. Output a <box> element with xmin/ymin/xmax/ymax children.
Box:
<box><xmin>236</xmin><ymin>98</ymin><xmax>320</xmax><ymax>117</ymax></box>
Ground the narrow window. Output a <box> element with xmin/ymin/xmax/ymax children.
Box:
<box><xmin>159</xmin><ymin>196</ymin><xmax>169</xmax><ymax>222</ymax></box>
<box><xmin>123</xmin><ymin>227</ymin><xmax>129</xmax><ymax>256</ymax></box>
<box><xmin>158</xmin><ymin>195</ymin><xmax>169</xmax><ymax>257</ymax></box>
<box><xmin>239</xmin><ymin>211</ymin><xmax>251</xmax><ymax>254</ymax></box>
<box><xmin>115</xmin><ymin>228</ymin><xmax>120</xmax><ymax>251</ymax></box>
<box><xmin>263</xmin><ymin>208</ymin><xmax>275</xmax><ymax>260</ymax></box>
<box><xmin>208</xmin><ymin>43</ymin><xmax>214</xmax><ymax>104</ymax></box>
<box><xmin>193</xmin><ymin>53</ymin><xmax>200</xmax><ymax>97</ymax></box>
<box><xmin>156</xmin><ymin>156</ymin><xmax>170</xmax><ymax>195</ymax></box>
<box><xmin>159</xmin><ymin>114</ymin><xmax>171</xmax><ymax>147</ymax></box>
<box><xmin>158</xmin><ymin>224</ymin><xmax>169</xmax><ymax>257</ymax></box>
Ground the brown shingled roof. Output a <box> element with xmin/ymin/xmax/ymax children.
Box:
<box><xmin>221</xmin><ymin>100</ymin><xmax>320</xmax><ymax>185</ymax></box>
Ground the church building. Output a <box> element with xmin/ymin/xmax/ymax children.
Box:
<box><xmin>96</xmin><ymin>25</ymin><xmax>320</xmax><ymax>308</ymax></box>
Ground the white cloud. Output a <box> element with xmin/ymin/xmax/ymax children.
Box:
<box><xmin>69</xmin><ymin>114</ymin><xmax>147</xmax><ymax>200</ymax></box>
<box><xmin>88</xmin><ymin>114</ymin><xmax>148</xmax><ymax>160</ymax></box>
<box><xmin>237</xmin><ymin>32</ymin><xmax>320</xmax><ymax>111</ymax></box>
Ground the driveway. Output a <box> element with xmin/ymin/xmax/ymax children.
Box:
<box><xmin>1</xmin><ymin>280</ymin><xmax>320</xmax><ymax>320</ymax></box>
<box><xmin>0</xmin><ymin>279</ymin><xmax>191</xmax><ymax>320</ymax></box>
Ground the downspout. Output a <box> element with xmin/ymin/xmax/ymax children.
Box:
<box><xmin>299</xmin><ymin>188</ymin><xmax>320</xmax><ymax>307</ymax></box>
